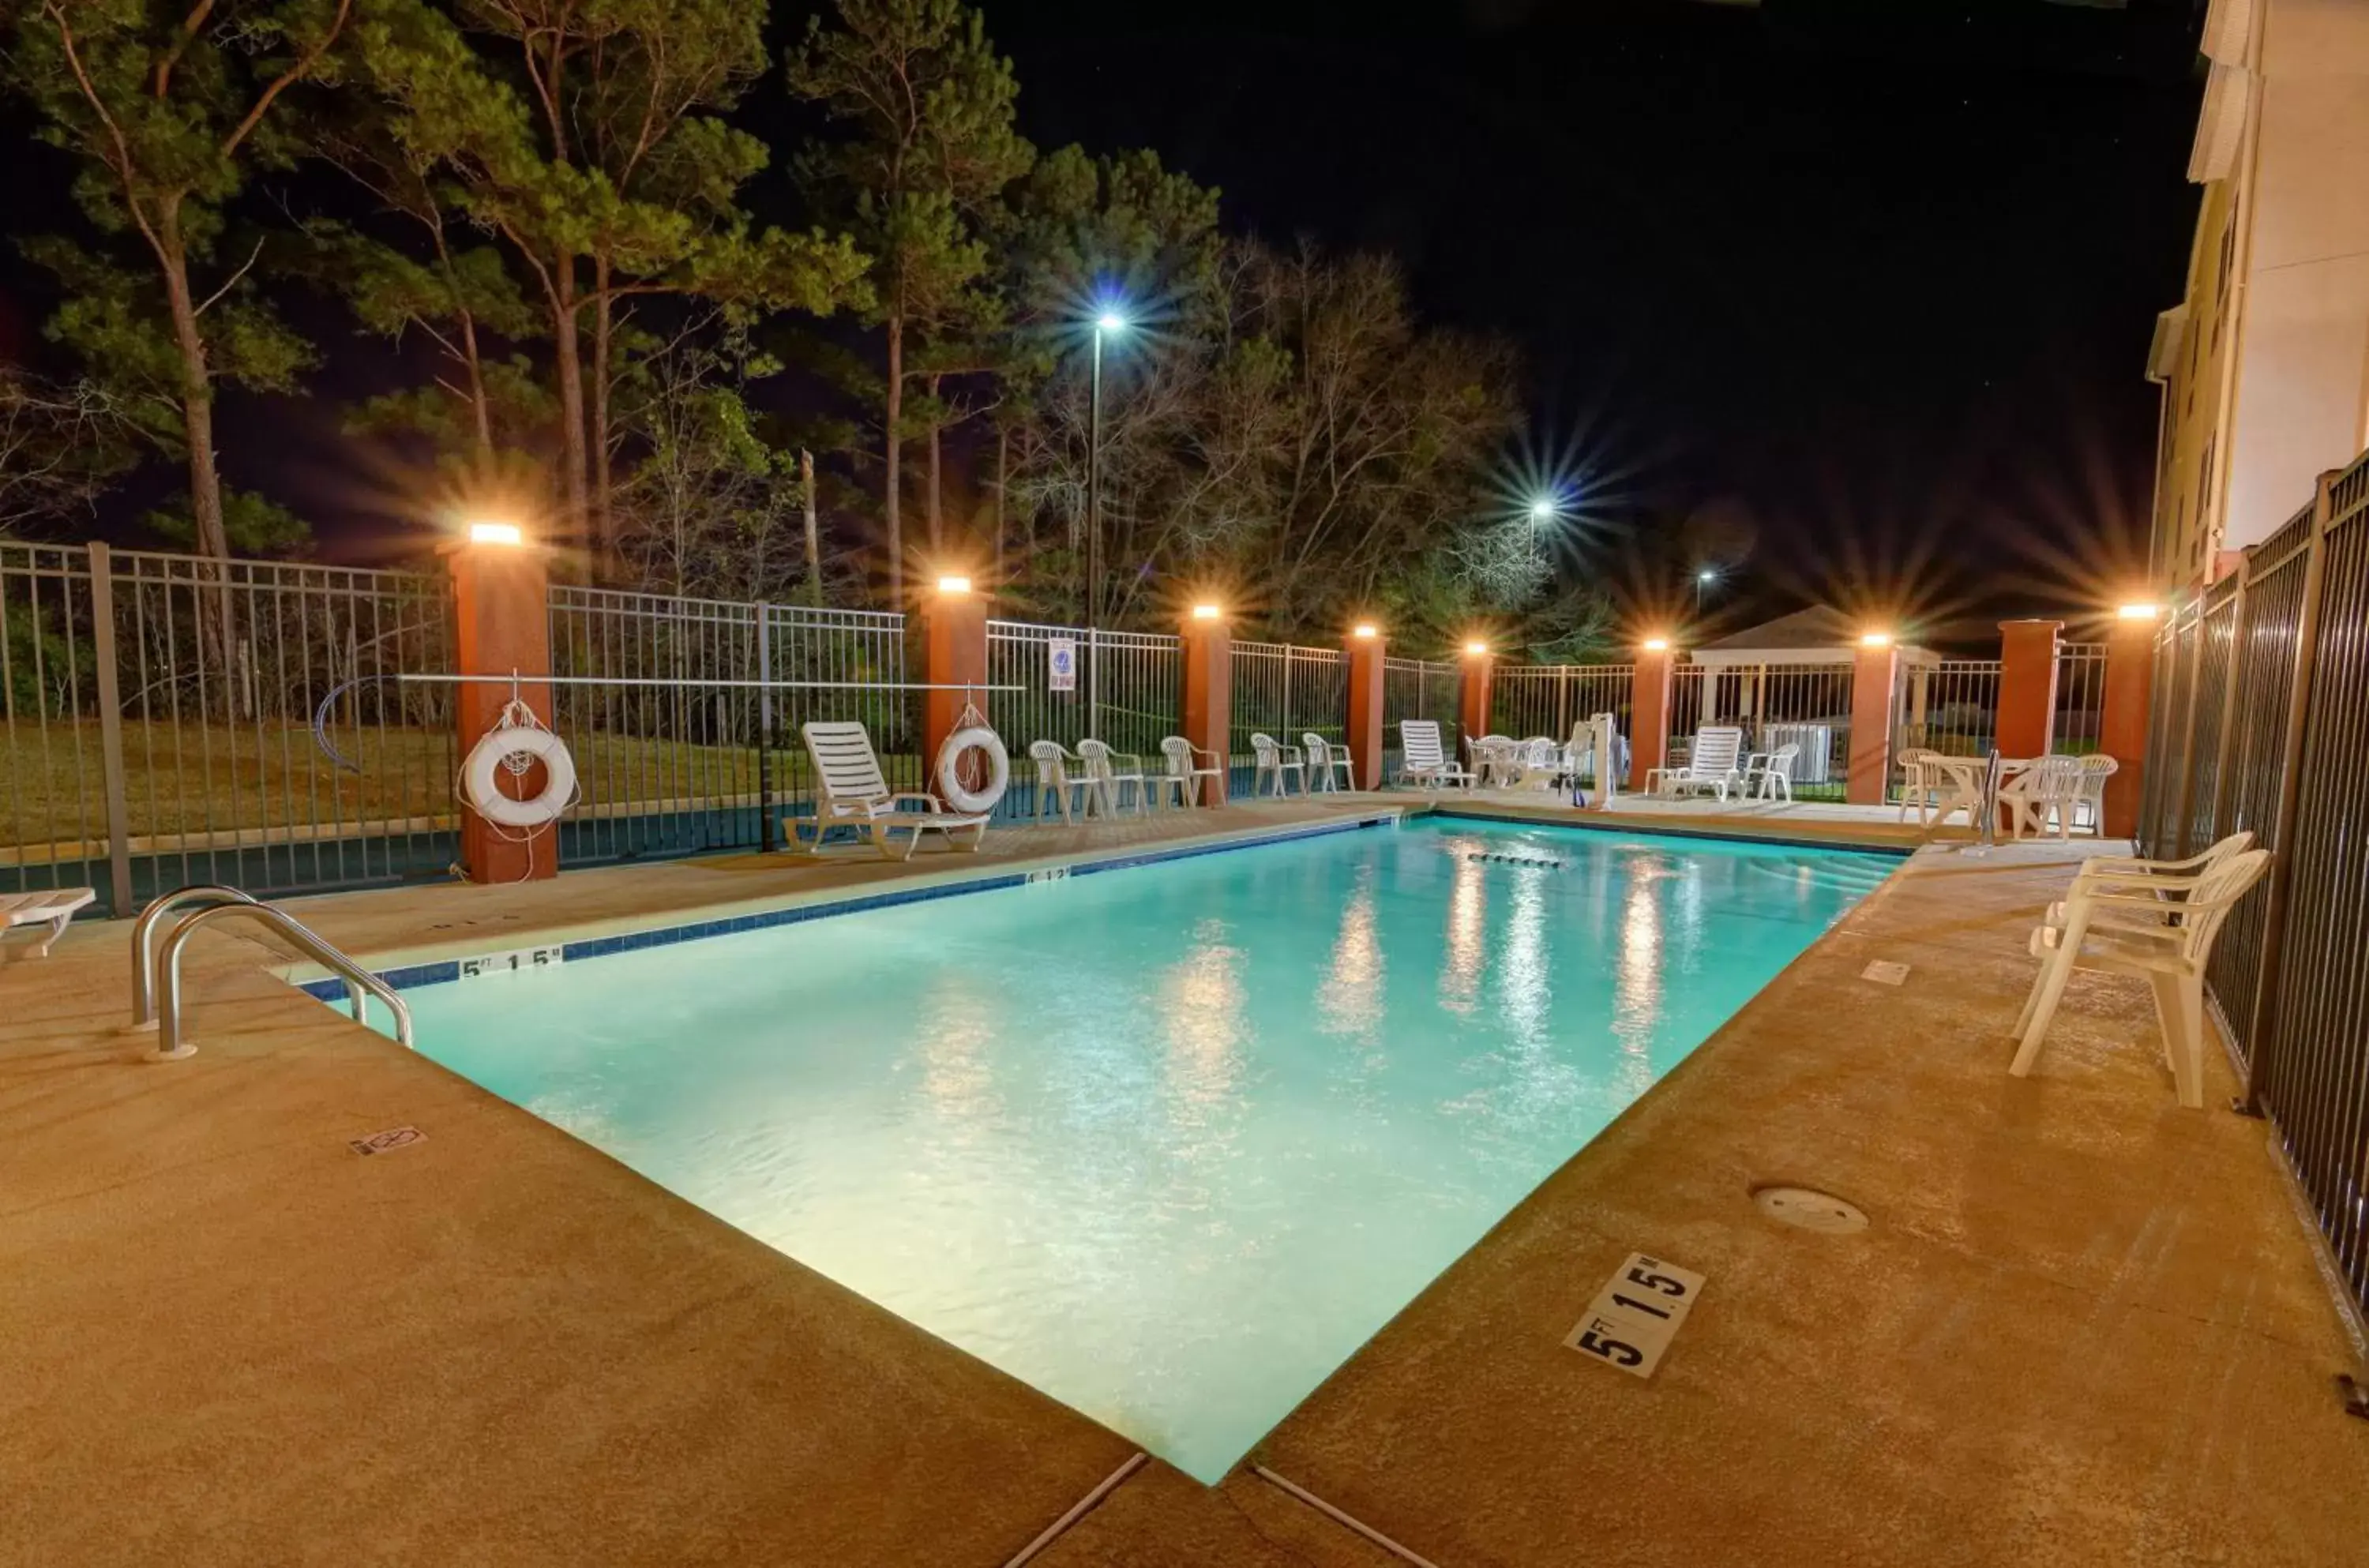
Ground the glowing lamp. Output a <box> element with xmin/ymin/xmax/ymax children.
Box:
<box><xmin>2116</xmin><ymin>602</ymin><xmax>2162</xmax><ymax>621</ymax></box>
<box><xmin>1699</xmin><ymin>568</ymin><xmax>1718</xmax><ymax>583</ymax></box>
<box><xmin>936</xmin><ymin>575</ymin><xmax>972</xmax><ymax>595</ymax></box>
<box><xmin>1527</xmin><ymin>497</ymin><xmax>1556</xmax><ymax>522</ymax></box>
<box><xmin>1641</xmin><ymin>636</ymin><xmax>1670</xmax><ymax>652</ymax></box>
<box><xmin>1860</xmin><ymin>632</ymin><xmax>1894</xmax><ymax>648</ymax></box>
<box><xmin>467</xmin><ymin>521</ymin><xmax>524</xmax><ymax>547</ymax></box>
<box><xmin>1463</xmin><ymin>640</ymin><xmax>1489</xmax><ymax>656</ymax></box>
<box><xmin>1191</xmin><ymin>603</ymin><xmax>1222</xmax><ymax>621</ymax></box>
<box><xmin>1095</xmin><ymin>312</ymin><xmax>1128</xmax><ymax>333</ymax></box>
<box><xmin>1351</xmin><ymin>623</ymin><xmax>1378</xmax><ymax>640</ymax></box>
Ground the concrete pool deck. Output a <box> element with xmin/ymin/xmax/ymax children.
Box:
<box><xmin>6</xmin><ymin>799</ymin><xmax>2366</xmax><ymax>1565</ymax></box>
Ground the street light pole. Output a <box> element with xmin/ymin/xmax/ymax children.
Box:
<box><xmin>1087</xmin><ymin>322</ymin><xmax>1104</xmax><ymax>739</ymax></box>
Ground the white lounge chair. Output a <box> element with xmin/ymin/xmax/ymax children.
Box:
<box><xmin>1158</xmin><ymin>735</ymin><xmax>1225</xmax><ymax>808</ymax></box>
<box><xmin>1027</xmin><ymin>740</ymin><xmax>1095</xmax><ymax>823</ymax></box>
<box><xmin>1249</xmin><ymin>733</ymin><xmax>1307</xmax><ymax>798</ymax></box>
<box><xmin>1303</xmin><ymin>733</ymin><xmax>1357</xmax><ymax>792</ymax></box>
<box><xmin>2010</xmin><ymin>846</ymin><xmax>2271</xmax><ymax>1108</ymax></box>
<box><xmin>1398</xmin><ymin>720</ymin><xmax>1475</xmax><ymax>790</ymax></box>
<box><xmin>1076</xmin><ymin>738</ymin><xmax>1149</xmax><ymax>816</ymax></box>
<box><xmin>2</xmin><ymin>887</ymin><xmax>96</xmax><ymax>958</ymax></box>
<box><xmin>799</xmin><ymin>722</ymin><xmax>988</xmax><ymax>860</ymax></box>
<box><xmin>1648</xmin><ymin>726</ymin><xmax>1746</xmax><ymax>801</ymax></box>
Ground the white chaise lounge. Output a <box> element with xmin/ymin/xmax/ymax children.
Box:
<box><xmin>1398</xmin><ymin>720</ymin><xmax>1475</xmax><ymax>790</ymax></box>
<box><xmin>2</xmin><ymin>887</ymin><xmax>95</xmax><ymax>958</ymax></box>
<box><xmin>800</xmin><ymin>721</ymin><xmax>989</xmax><ymax>860</ymax></box>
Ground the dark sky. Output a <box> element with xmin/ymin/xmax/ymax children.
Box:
<box><xmin>980</xmin><ymin>0</ymin><xmax>2206</xmax><ymax>638</ymax></box>
<box><xmin>5</xmin><ymin>0</ymin><xmax>2206</xmax><ymax>643</ymax></box>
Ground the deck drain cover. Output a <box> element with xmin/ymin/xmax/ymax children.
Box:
<box><xmin>1751</xmin><ymin>1184</ymin><xmax>1868</xmax><ymax>1233</ymax></box>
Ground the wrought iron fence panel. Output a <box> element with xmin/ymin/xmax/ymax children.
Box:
<box><xmin>1675</xmin><ymin>662</ymin><xmax>1854</xmax><ymax>799</ymax></box>
<box><xmin>0</xmin><ymin>544</ymin><xmax>109</xmax><ymax>906</ymax></box>
<box><xmin>764</xmin><ymin>601</ymin><xmax>918</xmax><ymax>834</ymax></box>
<box><xmin>986</xmin><ymin>622</ymin><xmax>1179</xmax><ymax>819</ymax></box>
<box><xmin>2054</xmin><ymin>643</ymin><xmax>2109</xmax><ymax>756</ymax></box>
<box><xmin>1890</xmin><ymin>658</ymin><xmax>2001</xmax><ymax>801</ymax></box>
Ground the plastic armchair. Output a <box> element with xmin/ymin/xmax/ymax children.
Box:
<box><xmin>1303</xmin><ymin>733</ymin><xmax>1357</xmax><ymax>792</ymax></box>
<box><xmin>1249</xmin><ymin>733</ymin><xmax>1308</xmax><ymax>797</ymax></box>
<box><xmin>1159</xmin><ymin>735</ymin><xmax>1225</xmax><ymax>808</ymax></box>
<box><xmin>1026</xmin><ymin>740</ymin><xmax>1094</xmax><ymax>823</ymax></box>
<box><xmin>2010</xmin><ymin>848</ymin><xmax>2271</xmax><ymax>1108</ymax></box>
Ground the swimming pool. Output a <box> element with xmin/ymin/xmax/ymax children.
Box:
<box><xmin>392</xmin><ymin>816</ymin><xmax>1894</xmax><ymax>1480</ymax></box>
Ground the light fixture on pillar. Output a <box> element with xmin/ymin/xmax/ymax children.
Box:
<box><xmin>1192</xmin><ymin>602</ymin><xmax>1222</xmax><ymax>622</ymax></box>
<box><xmin>1641</xmin><ymin>636</ymin><xmax>1670</xmax><ymax>653</ymax></box>
<box><xmin>1463</xmin><ymin>640</ymin><xmax>1489</xmax><ymax>656</ymax></box>
<box><xmin>936</xmin><ymin>574</ymin><xmax>973</xmax><ymax>595</ymax></box>
<box><xmin>2116</xmin><ymin>602</ymin><xmax>2162</xmax><ymax>621</ymax></box>
<box><xmin>1351</xmin><ymin>623</ymin><xmax>1378</xmax><ymax>640</ymax></box>
<box><xmin>467</xmin><ymin>521</ymin><xmax>524</xmax><ymax>547</ymax></box>
<box><xmin>1860</xmin><ymin>631</ymin><xmax>1894</xmax><ymax>648</ymax></box>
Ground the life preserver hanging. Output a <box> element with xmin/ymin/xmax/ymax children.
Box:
<box><xmin>935</xmin><ymin>724</ymin><xmax>1010</xmax><ymax>815</ymax></box>
<box><xmin>463</xmin><ymin>721</ymin><xmax>577</xmax><ymax>828</ymax></box>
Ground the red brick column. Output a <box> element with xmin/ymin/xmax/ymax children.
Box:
<box><xmin>1345</xmin><ymin>626</ymin><xmax>1386</xmax><ymax>790</ymax></box>
<box><xmin>1459</xmin><ymin>645</ymin><xmax>1495</xmax><ymax>750</ymax></box>
<box><xmin>447</xmin><ymin>535</ymin><xmax>556</xmax><ymax>883</ymax></box>
<box><xmin>1846</xmin><ymin>640</ymin><xmax>1898</xmax><ymax>806</ymax></box>
<box><xmin>919</xmin><ymin>580</ymin><xmax>989</xmax><ymax>775</ymax></box>
<box><xmin>1181</xmin><ymin>610</ymin><xmax>1230</xmax><ymax>805</ymax></box>
<box><xmin>2101</xmin><ymin>613</ymin><xmax>2155</xmax><ymax>838</ymax></box>
<box><xmin>1628</xmin><ymin>643</ymin><xmax>1676</xmax><ymax>792</ymax></box>
<box><xmin>1995</xmin><ymin>619</ymin><xmax>2063</xmax><ymax>759</ymax></box>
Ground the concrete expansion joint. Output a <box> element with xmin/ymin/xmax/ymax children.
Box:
<box><xmin>1251</xmin><ymin>1466</ymin><xmax>1444</xmax><ymax>1567</ymax></box>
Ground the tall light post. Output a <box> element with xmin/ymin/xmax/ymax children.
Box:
<box><xmin>1087</xmin><ymin>309</ymin><xmax>1127</xmax><ymax>737</ymax></box>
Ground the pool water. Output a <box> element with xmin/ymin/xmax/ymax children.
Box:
<box><xmin>397</xmin><ymin>818</ymin><xmax>1893</xmax><ymax>1480</ymax></box>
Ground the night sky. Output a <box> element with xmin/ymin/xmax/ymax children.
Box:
<box><xmin>4</xmin><ymin>0</ymin><xmax>2208</xmax><ymax>644</ymax></box>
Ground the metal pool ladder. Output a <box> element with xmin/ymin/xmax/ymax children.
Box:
<box><xmin>125</xmin><ymin>885</ymin><xmax>412</xmax><ymax>1062</ymax></box>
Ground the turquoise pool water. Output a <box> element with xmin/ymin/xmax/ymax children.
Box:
<box><xmin>396</xmin><ymin>817</ymin><xmax>1892</xmax><ymax>1480</ymax></box>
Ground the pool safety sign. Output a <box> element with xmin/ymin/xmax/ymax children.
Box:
<box><xmin>1048</xmin><ymin>637</ymin><xmax>1078</xmax><ymax>692</ymax></box>
<box><xmin>1565</xmin><ymin>1252</ymin><xmax>1706</xmax><ymax>1379</ymax></box>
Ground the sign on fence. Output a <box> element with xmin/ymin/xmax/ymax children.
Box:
<box><xmin>1048</xmin><ymin>636</ymin><xmax>1078</xmax><ymax>692</ymax></box>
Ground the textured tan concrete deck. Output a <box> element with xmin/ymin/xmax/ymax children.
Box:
<box><xmin>6</xmin><ymin>801</ymin><xmax>2367</xmax><ymax>1566</ymax></box>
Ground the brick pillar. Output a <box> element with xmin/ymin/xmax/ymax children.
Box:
<box><xmin>919</xmin><ymin>581</ymin><xmax>989</xmax><ymax>775</ymax></box>
<box><xmin>1345</xmin><ymin>628</ymin><xmax>1386</xmax><ymax>790</ymax></box>
<box><xmin>1995</xmin><ymin>619</ymin><xmax>2063</xmax><ymax>759</ymax></box>
<box><xmin>2101</xmin><ymin>613</ymin><xmax>2155</xmax><ymax>838</ymax></box>
<box><xmin>447</xmin><ymin>536</ymin><xmax>556</xmax><ymax>883</ymax></box>
<box><xmin>1459</xmin><ymin>647</ymin><xmax>1495</xmax><ymax>752</ymax></box>
<box><xmin>1181</xmin><ymin>610</ymin><xmax>1230</xmax><ymax>805</ymax></box>
<box><xmin>1846</xmin><ymin>640</ymin><xmax>1899</xmax><ymax>806</ymax></box>
<box><xmin>1628</xmin><ymin>644</ymin><xmax>1676</xmax><ymax>792</ymax></box>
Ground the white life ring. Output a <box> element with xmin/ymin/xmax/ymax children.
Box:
<box><xmin>463</xmin><ymin>723</ymin><xmax>576</xmax><ymax>828</ymax></box>
<box><xmin>934</xmin><ymin>725</ymin><xmax>1010</xmax><ymax>815</ymax></box>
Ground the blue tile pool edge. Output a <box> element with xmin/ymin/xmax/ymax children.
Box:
<box><xmin>292</xmin><ymin>812</ymin><xmax>1405</xmax><ymax>1003</ymax></box>
<box><xmin>1426</xmin><ymin>803</ymin><xmax>1917</xmax><ymax>859</ymax></box>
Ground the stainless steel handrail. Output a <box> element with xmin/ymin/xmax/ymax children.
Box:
<box><xmin>146</xmin><ymin>902</ymin><xmax>413</xmax><ymax>1063</ymax></box>
<box><xmin>124</xmin><ymin>885</ymin><xmax>260</xmax><ymax>1030</ymax></box>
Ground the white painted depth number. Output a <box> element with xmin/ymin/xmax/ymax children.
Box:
<box><xmin>1564</xmin><ymin>1252</ymin><xmax>1706</xmax><ymax>1379</ymax></box>
<box><xmin>459</xmin><ymin>945</ymin><xmax>565</xmax><ymax>979</ymax></box>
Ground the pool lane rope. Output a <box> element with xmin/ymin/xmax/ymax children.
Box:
<box><xmin>933</xmin><ymin>696</ymin><xmax>1011</xmax><ymax>816</ymax></box>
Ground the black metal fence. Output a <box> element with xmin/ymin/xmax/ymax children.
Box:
<box><xmin>2139</xmin><ymin>446</ymin><xmax>2369</xmax><ymax>1317</ymax></box>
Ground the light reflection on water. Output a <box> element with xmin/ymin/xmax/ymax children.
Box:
<box><xmin>407</xmin><ymin>819</ymin><xmax>1891</xmax><ymax>1483</ymax></box>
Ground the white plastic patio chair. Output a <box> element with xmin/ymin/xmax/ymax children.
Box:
<box><xmin>2010</xmin><ymin>847</ymin><xmax>2271</xmax><ymax>1108</ymax></box>
<box><xmin>2041</xmin><ymin>831</ymin><xmax>2255</xmax><ymax>932</ymax></box>
<box><xmin>2001</xmin><ymin>756</ymin><xmax>2086</xmax><ymax>841</ymax></box>
<box><xmin>1077</xmin><ymin>738</ymin><xmax>1149</xmax><ymax>816</ymax></box>
<box><xmin>1158</xmin><ymin>735</ymin><xmax>1225</xmax><ymax>808</ymax></box>
<box><xmin>1249</xmin><ymin>733</ymin><xmax>1307</xmax><ymax>798</ymax></box>
<box><xmin>1652</xmin><ymin>726</ymin><xmax>1747</xmax><ymax>801</ymax></box>
<box><xmin>1895</xmin><ymin>747</ymin><xmax>1941</xmax><ymax>824</ymax></box>
<box><xmin>1</xmin><ymin>887</ymin><xmax>96</xmax><ymax>958</ymax></box>
<box><xmin>1508</xmin><ymin>736</ymin><xmax>1562</xmax><ymax>789</ymax></box>
<box><xmin>799</xmin><ymin>721</ymin><xmax>989</xmax><ymax>860</ymax></box>
<box><xmin>1398</xmin><ymin>720</ymin><xmax>1476</xmax><ymax>790</ymax></box>
<box><xmin>2072</xmin><ymin>753</ymin><xmax>2119</xmax><ymax>834</ymax></box>
<box><xmin>1303</xmin><ymin>733</ymin><xmax>1357</xmax><ymax>792</ymax></box>
<box><xmin>1744</xmin><ymin>743</ymin><xmax>1800</xmax><ymax>802</ymax></box>
<box><xmin>1027</xmin><ymin>740</ymin><xmax>1095</xmax><ymax>823</ymax></box>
